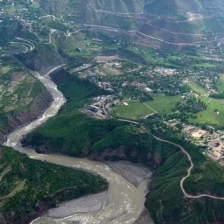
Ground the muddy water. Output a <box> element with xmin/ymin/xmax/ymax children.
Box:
<box><xmin>4</xmin><ymin>66</ymin><xmax>148</xmax><ymax>224</ymax></box>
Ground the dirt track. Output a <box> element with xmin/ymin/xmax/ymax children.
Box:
<box><xmin>153</xmin><ymin>135</ymin><xmax>224</xmax><ymax>200</ymax></box>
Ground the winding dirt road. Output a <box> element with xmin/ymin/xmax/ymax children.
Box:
<box><xmin>105</xmin><ymin>101</ymin><xmax>224</xmax><ymax>201</ymax></box>
<box><xmin>83</xmin><ymin>24</ymin><xmax>210</xmax><ymax>46</ymax></box>
<box><xmin>102</xmin><ymin>95</ymin><xmax>224</xmax><ymax>200</ymax></box>
<box><xmin>152</xmin><ymin>135</ymin><xmax>224</xmax><ymax>200</ymax></box>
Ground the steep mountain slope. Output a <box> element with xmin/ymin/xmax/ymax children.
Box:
<box><xmin>144</xmin><ymin>0</ymin><xmax>224</xmax><ymax>16</ymax></box>
<box><xmin>145</xmin><ymin>0</ymin><xmax>206</xmax><ymax>15</ymax></box>
<box><xmin>0</xmin><ymin>56</ymin><xmax>52</xmax><ymax>143</ymax></box>
<box><xmin>35</xmin><ymin>0</ymin><xmax>224</xmax><ymax>46</ymax></box>
<box><xmin>3</xmin><ymin>1</ymin><xmax>224</xmax><ymax>223</ymax></box>
<box><xmin>2</xmin><ymin>0</ymin><xmax>224</xmax><ymax>51</ymax></box>
<box><xmin>143</xmin><ymin>0</ymin><xmax>224</xmax><ymax>39</ymax></box>
<box><xmin>37</xmin><ymin>0</ymin><xmax>146</xmax><ymax>29</ymax></box>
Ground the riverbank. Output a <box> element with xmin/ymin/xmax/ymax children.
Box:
<box><xmin>4</xmin><ymin>65</ymin><xmax>150</xmax><ymax>224</ymax></box>
<box><xmin>0</xmin><ymin>146</ymin><xmax>109</xmax><ymax>224</ymax></box>
<box><xmin>45</xmin><ymin>160</ymin><xmax>154</xmax><ymax>221</ymax></box>
<box><xmin>0</xmin><ymin>68</ymin><xmax>53</xmax><ymax>145</ymax></box>
<box><xmin>106</xmin><ymin>160</ymin><xmax>152</xmax><ymax>187</ymax></box>
<box><xmin>46</xmin><ymin>191</ymin><xmax>108</xmax><ymax>218</ymax></box>
<box><xmin>106</xmin><ymin>161</ymin><xmax>155</xmax><ymax>224</ymax></box>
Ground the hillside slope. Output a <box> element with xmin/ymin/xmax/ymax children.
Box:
<box><xmin>0</xmin><ymin>56</ymin><xmax>52</xmax><ymax>143</ymax></box>
<box><xmin>35</xmin><ymin>0</ymin><xmax>224</xmax><ymax>46</ymax></box>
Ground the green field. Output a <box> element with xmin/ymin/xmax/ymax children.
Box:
<box><xmin>0</xmin><ymin>62</ymin><xmax>43</xmax><ymax>113</ymax></box>
<box><xmin>145</xmin><ymin>94</ymin><xmax>180</xmax><ymax>114</ymax></box>
<box><xmin>217</xmin><ymin>74</ymin><xmax>224</xmax><ymax>92</ymax></box>
<box><xmin>112</xmin><ymin>101</ymin><xmax>154</xmax><ymax>120</ymax></box>
<box><xmin>192</xmin><ymin>63</ymin><xmax>217</xmax><ymax>68</ymax></box>
<box><xmin>59</xmin><ymin>34</ymin><xmax>102</xmax><ymax>57</ymax></box>
<box><xmin>188</xmin><ymin>82</ymin><xmax>207</xmax><ymax>94</ymax></box>
<box><xmin>189</xmin><ymin>75</ymin><xmax>224</xmax><ymax>126</ymax></box>
<box><xmin>112</xmin><ymin>94</ymin><xmax>180</xmax><ymax>119</ymax></box>
<box><xmin>190</xmin><ymin>97</ymin><xmax>224</xmax><ymax>126</ymax></box>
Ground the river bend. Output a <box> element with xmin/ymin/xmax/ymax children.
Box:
<box><xmin>3</xmin><ymin>66</ymin><xmax>147</xmax><ymax>224</ymax></box>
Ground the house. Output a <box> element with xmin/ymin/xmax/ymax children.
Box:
<box><xmin>210</xmin><ymin>141</ymin><xmax>219</xmax><ymax>147</ymax></box>
<box><xmin>86</xmin><ymin>105</ymin><xmax>98</xmax><ymax>113</ymax></box>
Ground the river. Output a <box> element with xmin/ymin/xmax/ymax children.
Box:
<box><xmin>4</xmin><ymin>66</ymin><xmax>148</xmax><ymax>224</ymax></box>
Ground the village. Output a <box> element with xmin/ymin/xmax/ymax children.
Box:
<box><xmin>76</xmin><ymin>55</ymin><xmax>224</xmax><ymax>166</ymax></box>
<box><xmin>83</xmin><ymin>90</ymin><xmax>224</xmax><ymax>165</ymax></box>
<box><xmin>168</xmin><ymin>120</ymin><xmax>224</xmax><ymax>164</ymax></box>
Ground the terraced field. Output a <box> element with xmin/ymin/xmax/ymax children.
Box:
<box><xmin>0</xmin><ymin>59</ymin><xmax>44</xmax><ymax>113</ymax></box>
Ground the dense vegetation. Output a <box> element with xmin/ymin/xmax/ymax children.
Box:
<box><xmin>22</xmin><ymin>68</ymin><xmax>224</xmax><ymax>224</ymax></box>
<box><xmin>210</xmin><ymin>92</ymin><xmax>224</xmax><ymax>99</ymax></box>
<box><xmin>0</xmin><ymin>146</ymin><xmax>107</xmax><ymax>224</ymax></box>
<box><xmin>22</xmin><ymin>69</ymin><xmax>157</xmax><ymax>164</ymax></box>
<box><xmin>3</xmin><ymin>0</ymin><xmax>224</xmax><ymax>223</ymax></box>
<box><xmin>145</xmin><ymin>121</ymin><xmax>224</xmax><ymax>224</ymax></box>
<box><xmin>175</xmin><ymin>96</ymin><xmax>207</xmax><ymax>113</ymax></box>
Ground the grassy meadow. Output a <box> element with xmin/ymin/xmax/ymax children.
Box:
<box><xmin>190</xmin><ymin>97</ymin><xmax>224</xmax><ymax>126</ymax></box>
<box><xmin>217</xmin><ymin>74</ymin><xmax>224</xmax><ymax>92</ymax></box>
<box><xmin>111</xmin><ymin>100</ymin><xmax>154</xmax><ymax>120</ymax></box>
<box><xmin>112</xmin><ymin>94</ymin><xmax>180</xmax><ymax>120</ymax></box>
<box><xmin>145</xmin><ymin>94</ymin><xmax>180</xmax><ymax>114</ymax></box>
<box><xmin>187</xmin><ymin>82</ymin><xmax>206</xmax><ymax>94</ymax></box>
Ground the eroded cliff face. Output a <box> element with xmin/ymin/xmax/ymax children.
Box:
<box><xmin>0</xmin><ymin>89</ymin><xmax>52</xmax><ymax>144</ymax></box>
<box><xmin>0</xmin><ymin>57</ymin><xmax>54</xmax><ymax>145</ymax></box>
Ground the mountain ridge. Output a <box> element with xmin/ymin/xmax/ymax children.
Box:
<box><xmin>34</xmin><ymin>0</ymin><xmax>224</xmax><ymax>47</ymax></box>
